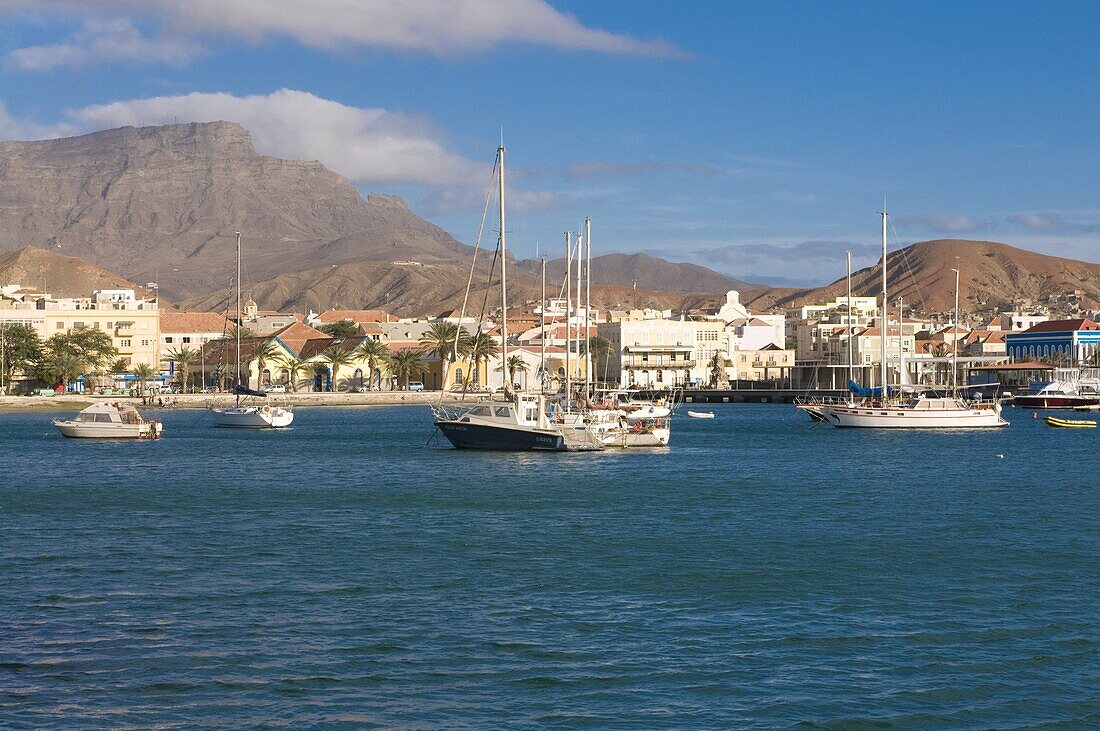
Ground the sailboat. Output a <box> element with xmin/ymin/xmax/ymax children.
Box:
<box><xmin>211</xmin><ymin>232</ymin><xmax>294</xmax><ymax>429</ymax></box>
<box><xmin>434</xmin><ymin>145</ymin><xmax>597</xmax><ymax>451</ymax></box>
<box><xmin>819</xmin><ymin>208</ymin><xmax>1008</xmax><ymax>429</ymax></box>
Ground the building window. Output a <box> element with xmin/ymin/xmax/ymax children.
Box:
<box><xmin>73</xmin><ymin>321</ymin><xmax>85</xmax><ymax>329</ymax></box>
<box><xmin>165</xmin><ymin>336</ymin><xmax>174</xmax><ymax>344</ymax></box>
<box><xmin>182</xmin><ymin>336</ymin><xmax>191</xmax><ymax>344</ymax></box>
<box><xmin>120</xmin><ymin>339</ymin><xmax>131</xmax><ymax>347</ymax></box>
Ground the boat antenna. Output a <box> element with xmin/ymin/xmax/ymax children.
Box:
<box><xmin>564</xmin><ymin>230</ymin><xmax>572</xmax><ymax>405</ymax></box>
<box><xmin>846</xmin><ymin>249</ymin><xmax>853</xmax><ymax>392</ymax></box>
<box><xmin>540</xmin><ymin>256</ymin><xmax>547</xmax><ymax>393</ymax></box>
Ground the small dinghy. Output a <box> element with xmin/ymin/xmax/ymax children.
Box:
<box><xmin>53</xmin><ymin>402</ymin><xmax>163</xmax><ymax>439</ymax></box>
<box><xmin>1044</xmin><ymin>415</ymin><xmax>1097</xmax><ymax>429</ymax></box>
<box><xmin>687</xmin><ymin>410</ymin><xmax>715</xmax><ymax>419</ymax></box>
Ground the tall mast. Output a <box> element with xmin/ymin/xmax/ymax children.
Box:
<box><xmin>951</xmin><ymin>267</ymin><xmax>960</xmax><ymax>396</ymax></box>
<box><xmin>540</xmin><ymin>257</ymin><xmax>546</xmax><ymax>393</ymax></box>
<box><xmin>498</xmin><ymin>144</ymin><xmax>508</xmax><ymax>392</ymax></box>
<box><xmin>880</xmin><ymin>207</ymin><xmax>888</xmax><ymax>395</ymax></box>
<box><xmin>846</xmin><ymin>249</ymin><xmax>853</xmax><ymax>388</ymax></box>
<box><xmin>584</xmin><ymin>216</ymin><xmax>592</xmax><ymax>396</ymax></box>
<box><xmin>235</xmin><ymin>231</ymin><xmax>241</xmax><ymax>391</ymax></box>
<box><xmin>575</xmin><ymin>234</ymin><xmax>583</xmax><ymax>390</ymax></box>
<box><xmin>564</xmin><ymin>231</ymin><xmax>572</xmax><ymax>402</ymax></box>
<box><xmin>898</xmin><ymin>296</ymin><xmax>904</xmax><ymax>386</ymax></box>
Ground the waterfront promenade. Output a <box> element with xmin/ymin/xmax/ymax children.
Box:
<box><xmin>0</xmin><ymin>391</ymin><xmax>469</xmax><ymax>412</ymax></box>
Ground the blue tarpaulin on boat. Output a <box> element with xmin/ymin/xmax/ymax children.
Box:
<box><xmin>848</xmin><ymin>380</ymin><xmax>898</xmax><ymax>397</ymax></box>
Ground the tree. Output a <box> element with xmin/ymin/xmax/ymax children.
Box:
<box><xmin>131</xmin><ymin>363</ymin><xmax>156</xmax><ymax>396</ymax></box>
<box><xmin>586</xmin><ymin>336</ymin><xmax>613</xmax><ymax>385</ymax></box>
<box><xmin>222</xmin><ymin>325</ymin><xmax>254</xmax><ymax>341</ymax></box>
<box><xmin>214</xmin><ymin>364</ymin><xmax>231</xmax><ymax>391</ymax></box>
<box><xmin>277</xmin><ymin>356</ymin><xmax>310</xmax><ymax>393</ymax></box>
<box><xmin>353</xmin><ymin>338</ymin><xmax>389</xmax><ymax>390</ymax></box>
<box><xmin>386</xmin><ymin>348</ymin><xmax>428</xmax><ymax>390</ymax></box>
<box><xmin>419</xmin><ymin>321</ymin><xmax>469</xmax><ymax>390</ymax></box>
<box><xmin>320</xmin><ymin>343</ymin><xmax>357</xmax><ymax>391</ymax></box>
<box><xmin>318</xmin><ymin>320</ymin><xmax>360</xmax><ymax>338</ymax></box>
<box><xmin>111</xmin><ymin>358</ymin><xmax>130</xmax><ymax>374</ymax></box>
<box><xmin>165</xmin><ymin>347</ymin><xmax>198</xmax><ymax>392</ymax></box>
<box><xmin>46</xmin><ymin>329</ymin><xmax>118</xmax><ymax>374</ymax></box>
<box><xmin>37</xmin><ymin>350</ymin><xmax>86</xmax><ymax>390</ymax></box>
<box><xmin>465</xmin><ymin>332</ymin><xmax>499</xmax><ymax>388</ymax></box>
<box><xmin>709</xmin><ymin>351</ymin><xmax>731</xmax><ymax>388</ymax></box>
<box><xmin>0</xmin><ymin>323</ymin><xmax>42</xmax><ymax>391</ymax></box>
<box><xmin>497</xmin><ymin>354</ymin><xmax>529</xmax><ymax>389</ymax></box>
<box><xmin>250</xmin><ymin>340</ymin><xmax>283</xmax><ymax>388</ymax></box>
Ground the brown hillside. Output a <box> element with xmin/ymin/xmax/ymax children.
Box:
<box><xmin>0</xmin><ymin>246</ymin><xmax>145</xmax><ymax>298</ymax></box>
<box><xmin>742</xmin><ymin>239</ymin><xmax>1100</xmax><ymax>312</ymax></box>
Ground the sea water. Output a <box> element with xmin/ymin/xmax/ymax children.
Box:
<box><xmin>1</xmin><ymin>404</ymin><xmax>1097</xmax><ymax>728</ymax></box>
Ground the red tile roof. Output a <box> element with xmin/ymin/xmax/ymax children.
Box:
<box><xmin>1022</xmin><ymin>318</ymin><xmax>1100</xmax><ymax>333</ymax></box>
<box><xmin>272</xmin><ymin>321</ymin><xmax>329</xmax><ymax>357</ymax></box>
<box><xmin>161</xmin><ymin>311</ymin><xmax>227</xmax><ymax>334</ymax></box>
<box><xmin>316</xmin><ymin>309</ymin><xmax>391</xmax><ymax>324</ymax></box>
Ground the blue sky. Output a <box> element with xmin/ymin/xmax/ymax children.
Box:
<box><xmin>1</xmin><ymin>1</ymin><xmax>1098</xmax><ymax>286</ymax></box>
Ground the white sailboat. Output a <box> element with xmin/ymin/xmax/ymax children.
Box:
<box><xmin>211</xmin><ymin>232</ymin><xmax>294</xmax><ymax>429</ymax></box>
<box><xmin>819</xmin><ymin>208</ymin><xmax>1008</xmax><ymax>429</ymax></box>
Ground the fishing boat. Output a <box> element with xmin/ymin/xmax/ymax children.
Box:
<box><xmin>1044</xmin><ymin>415</ymin><xmax>1097</xmax><ymax>428</ymax></box>
<box><xmin>53</xmin><ymin>401</ymin><xmax>163</xmax><ymax>439</ymax></box>
<box><xmin>819</xmin><ymin>207</ymin><xmax>1009</xmax><ymax>429</ymax></box>
<box><xmin>1013</xmin><ymin>368</ymin><xmax>1100</xmax><ymax>409</ymax></box>
<box><xmin>210</xmin><ymin>232</ymin><xmax>294</xmax><ymax>429</ymax></box>
<box><xmin>687</xmin><ymin>410</ymin><xmax>715</xmax><ymax>419</ymax></box>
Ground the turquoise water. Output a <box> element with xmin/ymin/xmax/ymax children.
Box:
<box><xmin>1</xmin><ymin>404</ymin><xmax>1097</xmax><ymax>728</ymax></box>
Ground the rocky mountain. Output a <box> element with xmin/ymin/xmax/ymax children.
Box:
<box><xmin>0</xmin><ymin>246</ymin><xmax>145</xmax><ymax>298</ymax></box>
<box><xmin>742</xmin><ymin>239</ymin><xmax>1100</xmax><ymax>313</ymax></box>
<box><xmin>0</xmin><ymin>122</ymin><xmax>473</xmax><ymax>300</ymax></box>
<box><xmin>182</xmin><ymin>259</ymin><xmax>720</xmax><ymax>317</ymax></box>
<box><xmin>515</xmin><ymin>252</ymin><xmax>757</xmax><ymax>295</ymax></box>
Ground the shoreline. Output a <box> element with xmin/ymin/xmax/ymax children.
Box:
<box><xmin>0</xmin><ymin>391</ymin><xmax>473</xmax><ymax>413</ymax></box>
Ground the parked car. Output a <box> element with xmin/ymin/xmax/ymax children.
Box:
<box><xmin>202</xmin><ymin>386</ymin><xmax>220</xmax><ymax>393</ymax></box>
<box><xmin>406</xmin><ymin>381</ymin><xmax>425</xmax><ymax>392</ymax></box>
<box><xmin>266</xmin><ymin>384</ymin><xmax>287</xmax><ymax>393</ymax></box>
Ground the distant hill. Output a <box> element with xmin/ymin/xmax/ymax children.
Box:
<box><xmin>516</xmin><ymin>252</ymin><xmax>757</xmax><ymax>295</ymax></box>
<box><xmin>0</xmin><ymin>247</ymin><xmax>145</xmax><ymax>298</ymax></box>
<box><xmin>182</xmin><ymin>259</ymin><xmax>722</xmax><ymax>317</ymax></box>
<box><xmin>743</xmin><ymin>239</ymin><xmax>1100</xmax><ymax>313</ymax></box>
<box><xmin>0</xmin><ymin>122</ymin><xmax>474</xmax><ymax>301</ymax></box>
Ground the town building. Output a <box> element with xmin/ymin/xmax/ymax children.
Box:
<box><xmin>1005</xmin><ymin>318</ymin><xmax>1100</xmax><ymax>363</ymax></box>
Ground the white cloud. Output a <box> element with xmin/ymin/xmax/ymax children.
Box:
<box><xmin>5</xmin><ymin>17</ymin><xmax>202</xmax><ymax>70</ymax></box>
<box><xmin>0</xmin><ymin>88</ymin><xmax>563</xmax><ymax>211</ymax></box>
<box><xmin>68</xmin><ymin>89</ymin><xmax>484</xmax><ymax>188</ymax></box>
<box><xmin>2</xmin><ymin>0</ymin><xmax>681</xmax><ymax>67</ymax></box>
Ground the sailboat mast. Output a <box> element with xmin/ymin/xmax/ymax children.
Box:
<box><xmin>498</xmin><ymin>145</ymin><xmax>508</xmax><ymax>389</ymax></box>
<box><xmin>235</xmin><ymin>231</ymin><xmax>241</xmax><ymax>391</ymax></box>
<box><xmin>540</xmin><ymin>257</ymin><xmax>546</xmax><ymax>393</ymax></box>
<box><xmin>584</xmin><ymin>216</ymin><xmax>592</xmax><ymax>396</ymax></box>
<box><xmin>880</xmin><ymin>208</ymin><xmax>888</xmax><ymax>395</ymax></box>
<box><xmin>952</xmin><ymin>267</ymin><xmax>960</xmax><ymax>396</ymax></box>
<box><xmin>846</xmin><ymin>249</ymin><xmax>853</xmax><ymax>387</ymax></box>
<box><xmin>575</xmin><ymin>234</ymin><xmax>583</xmax><ymax>391</ymax></box>
<box><xmin>564</xmin><ymin>231</ymin><xmax>572</xmax><ymax>402</ymax></box>
<box><xmin>898</xmin><ymin>296</ymin><xmax>904</xmax><ymax>387</ymax></box>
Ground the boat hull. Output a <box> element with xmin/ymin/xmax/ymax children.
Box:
<box><xmin>602</xmin><ymin>426</ymin><xmax>671</xmax><ymax>447</ymax></box>
<box><xmin>211</xmin><ymin>406</ymin><xmax>294</xmax><ymax>428</ymax></box>
<box><xmin>53</xmin><ymin>420</ymin><xmax>161</xmax><ymax>439</ymax></box>
<box><xmin>1045</xmin><ymin>416</ymin><xmax>1097</xmax><ymax>428</ymax></box>
<box><xmin>1012</xmin><ymin>395</ymin><xmax>1100</xmax><ymax>409</ymax></box>
<box><xmin>822</xmin><ymin>405</ymin><xmax>1008</xmax><ymax>428</ymax></box>
<box><xmin>435</xmin><ymin>420</ymin><xmax>566</xmax><ymax>451</ymax></box>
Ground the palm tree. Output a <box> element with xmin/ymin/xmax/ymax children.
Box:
<box><xmin>419</xmin><ymin>321</ymin><xmax>469</xmax><ymax>390</ymax></box>
<box><xmin>277</xmin><ymin>356</ymin><xmax>310</xmax><ymax>393</ymax></box>
<box><xmin>320</xmin><ymin>343</ymin><xmax>357</xmax><ymax>391</ymax></box>
<box><xmin>214</xmin><ymin>364</ymin><xmax>231</xmax><ymax>392</ymax></box>
<box><xmin>165</xmin><ymin>346</ymin><xmax>198</xmax><ymax>392</ymax></box>
<box><xmin>465</xmin><ymin>332</ymin><xmax>499</xmax><ymax>389</ymax></box>
<box><xmin>250</xmin><ymin>340</ymin><xmax>283</xmax><ymax>388</ymax></box>
<box><xmin>386</xmin><ymin>348</ymin><xmax>428</xmax><ymax>390</ymax></box>
<box><xmin>497</xmin><ymin>354</ymin><xmax>529</xmax><ymax>390</ymax></box>
<box><xmin>353</xmin><ymin>338</ymin><xmax>389</xmax><ymax>390</ymax></box>
<box><xmin>39</xmin><ymin>351</ymin><xmax>86</xmax><ymax>391</ymax></box>
<box><xmin>131</xmin><ymin>362</ymin><xmax>156</xmax><ymax>396</ymax></box>
<box><xmin>586</xmin><ymin>336</ymin><xmax>614</xmax><ymax>385</ymax></box>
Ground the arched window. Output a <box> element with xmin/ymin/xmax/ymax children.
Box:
<box><xmin>261</xmin><ymin>368</ymin><xmax>271</xmax><ymax>386</ymax></box>
<box><xmin>354</xmin><ymin>368</ymin><xmax>364</xmax><ymax>387</ymax></box>
<box><xmin>279</xmin><ymin>368</ymin><xmax>290</xmax><ymax>384</ymax></box>
<box><xmin>454</xmin><ymin>367</ymin><xmax>464</xmax><ymax>385</ymax></box>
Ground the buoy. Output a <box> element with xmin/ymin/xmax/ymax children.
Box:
<box><xmin>996</xmin><ymin>454</ymin><xmax>1004</xmax><ymax>459</ymax></box>
<box><xmin>1032</xmin><ymin>412</ymin><xmax>1037</xmax><ymax>419</ymax></box>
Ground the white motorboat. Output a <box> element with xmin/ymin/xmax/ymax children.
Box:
<box><xmin>687</xmin><ymin>410</ymin><xmax>715</xmax><ymax>419</ymax></box>
<box><xmin>435</xmin><ymin>393</ymin><xmax>602</xmax><ymax>451</ymax></box>
<box><xmin>53</xmin><ymin>402</ymin><xmax>163</xmax><ymax>439</ymax></box>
